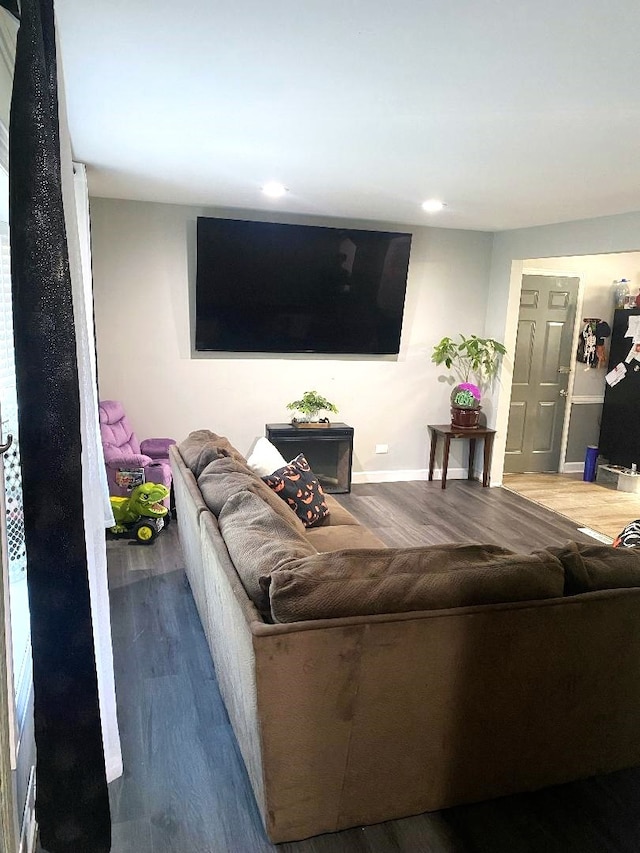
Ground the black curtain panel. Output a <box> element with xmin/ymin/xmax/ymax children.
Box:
<box><xmin>5</xmin><ymin>0</ymin><xmax>111</xmax><ymax>851</ymax></box>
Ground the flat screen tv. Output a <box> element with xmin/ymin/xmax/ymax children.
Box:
<box><xmin>195</xmin><ymin>217</ymin><xmax>412</xmax><ymax>354</ymax></box>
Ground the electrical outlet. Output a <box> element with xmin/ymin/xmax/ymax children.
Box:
<box><xmin>375</xmin><ymin>444</ymin><xmax>389</xmax><ymax>454</ymax></box>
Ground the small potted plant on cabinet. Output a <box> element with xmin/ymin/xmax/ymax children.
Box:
<box><xmin>286</xmin><ymin>390</ymin><xmax>338</xmax><ymax>428</ymax></box>
<box><xmin>431</xmin><ymin>334</ymin><xmax>507</xmax><ymax>429</ymax></box>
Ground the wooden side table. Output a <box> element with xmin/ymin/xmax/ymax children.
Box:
<box><xmin>427</xmin><ymin>424</ymin><xmax>496</xmax><ymax>490</ymax></box>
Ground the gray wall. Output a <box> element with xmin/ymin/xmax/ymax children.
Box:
<box><xmin>565</xmin><ymin>403</ymin><xmax>602</xmax><ymax>464</ymax></box>
<box><xmin>91</xmin><ymin>199</ymin><xmax>640</xmax><ymax>481</ymax></box>
<box><xmin>90</xmin><ymin>198</ymin><xmax>494</xmax><ymax>479</ymax></box>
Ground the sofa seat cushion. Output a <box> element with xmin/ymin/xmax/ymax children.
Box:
<box><xmin>319</xmin><ymin>495</ymin><xmax>360</xmax><ymax>527</ymax></box>
<box><xmin>218</xmin><ymin>490</ymin><xmax>317</xmax><ymax>618</ymax></box>
<box><xmin>543</xmin><ymin>541</ymin><xmax>640</xmax><ymax>594</ymax></box>
<box><xmin>178</xmin><ymin>429</ymin><xmax>248</xmax><ymax>478</ymax></box>
<box><xmin>262</xmin><ymin>454</ymin><xmax>329</xmax><ymax>528</ymax></box>
<box><xmin>305</xmin><ymin>525</ymin><xmax>387</xmax><ymax>553</ymax></box>
<box><xmin>199</xmin><ymin>456</ymin><xmax>305</xmax><ymax>534</ymax></box>
<box><xmin>263</xmin><ymin>544</ymin><xmax>565</xmax><ymax>623</ymax></box>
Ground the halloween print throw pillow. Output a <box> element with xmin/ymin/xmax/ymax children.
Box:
<box><xmin>262</xmin><ymin>454</ymin><xmax>330</xmax><ymax>528</ymax></box>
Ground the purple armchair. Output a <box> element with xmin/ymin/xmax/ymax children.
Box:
<box><xmin>99</xmin><ymin>400</ymin><xmax>175</xmax><ymax>508</ymax></box>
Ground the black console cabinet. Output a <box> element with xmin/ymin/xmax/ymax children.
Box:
<box><xmin>265</xmin><ymin>423</ymin><xmax>354</xmax><ymax>494</ymax></box>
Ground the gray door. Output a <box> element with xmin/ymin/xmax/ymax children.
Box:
<box><xmin>504</xmin><ymin>274</ymin><xmax>579</xmax><ymax>473</ymax></box>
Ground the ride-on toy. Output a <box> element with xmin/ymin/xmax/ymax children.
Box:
<box><xmin>109</xmin><ymin>482</ymin><xmax>169</xmax><ymax>545</ymax></box>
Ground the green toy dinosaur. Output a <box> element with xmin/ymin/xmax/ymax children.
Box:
<box><xmin>109</xmin><ymin>482</ymin><xmax>169</xmax><ymax>541</ymax></box>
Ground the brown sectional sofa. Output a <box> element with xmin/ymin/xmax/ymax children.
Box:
<box><xmin>170</xmin><ymin>431</ymin><xmax>640</xmax><ymax>843</ymax></box>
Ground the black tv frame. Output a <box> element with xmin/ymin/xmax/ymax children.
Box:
<box><xmin>194</xmin><ymin>217</ymin><xmax>412</xmax><ymax>356</ymax></box>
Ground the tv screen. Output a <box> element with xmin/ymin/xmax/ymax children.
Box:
<box><xmin>195</xmin><ymin>217</ymin><xmax>412</xmax><ymax>354</ymax></box>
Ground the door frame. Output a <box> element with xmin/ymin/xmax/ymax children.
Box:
<box><xmin>504</xmin><ymin>266</ymin><xmax>586</xmax><ymax>475</ymax></box>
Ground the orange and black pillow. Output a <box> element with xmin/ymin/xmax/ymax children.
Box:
<box><xmin>262</xmin><ymin>454</ymin><xmax>329</xmax><ymax>528</ymax></box>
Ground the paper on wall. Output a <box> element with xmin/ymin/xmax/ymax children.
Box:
<box><xmin>606</xmin><ymin>362</ymin><xmax>627</xmax><ymax>386</ymax></box>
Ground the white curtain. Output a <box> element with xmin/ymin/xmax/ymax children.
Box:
<box><xmin>70</xmin><ymin>163</ymin><xmax>115</xmax><ymax>536</ymax></box>
<box><xmin>57</xmin><ymin>58</ymin><xmax>122</xmax><ymax>780</ymax></box>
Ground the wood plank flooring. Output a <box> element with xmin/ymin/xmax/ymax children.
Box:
<box><xmin>105</xmin><ymin>481</ymin><xmax>640</xmax><ymax>852</ymax></box>
<box><xmin>503</xmin><ymin>473</ymin><xmax>640</xmax><ymax>540</ymax></box>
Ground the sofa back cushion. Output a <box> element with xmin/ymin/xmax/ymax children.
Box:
<box><xmin>199</xmin><ymin>456</ymin><xmax>305</xmax><ymax>534</ymax></box>
<box><xmin>263</xmin><ymin>543</ymin><xmax>565</xmax><ymax>623</ymax></box>
<box><xmin>178</xmin><ymin>429</ymin><xmax>248</xmax><ymax>478</ymax></box>
<box><xmin>542</xmin><ymin>541</ymin><xmax>640</xmax><ymax>594</ymax></box>
<box><xmin>218</xmin><ymin>491</ymin><xmax>317</xmax><ymax>618</ymax></box>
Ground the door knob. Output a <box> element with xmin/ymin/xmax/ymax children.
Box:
<box><xmin>559</xmin><ymin>389</ymin><xmax>568</xmax><ymax>397</ymax></box>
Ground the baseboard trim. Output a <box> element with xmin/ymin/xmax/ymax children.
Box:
<box><xmin>562</xmin><ymin>462</ymin><xmax>585</xmax><ymax>474</ymax></box>
<box><xmin>352</xmin><ymin>467</ymin><xmax>469</xmax><ymax>484</ymax></box>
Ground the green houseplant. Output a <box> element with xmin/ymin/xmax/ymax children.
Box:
<box><xmin>286</xmin><ymin>390</ymin><xmax>338</xmax><ymax>426</ymax></box>
<box><xmin>431</xmin><ymin>334</ymin><xmax>506</xmax><ymax>428</ymax></box>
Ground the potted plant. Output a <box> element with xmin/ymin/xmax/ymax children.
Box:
<box><xmin>431</xmin><ymin>334</ymin><xmax>507</xmax><ymax>429</ymax></box>
<box><xmin>286</xmin><ymin>390</ymin><xmax>338</xmax><ymax>428</ymax></box>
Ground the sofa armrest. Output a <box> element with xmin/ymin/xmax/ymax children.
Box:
<box><xmin>105</xmin><ymin>453</ymin><xmax>153</xmax><ymax>469</ymax></box>
<box><xmin>140</xmin><ymin>438</ymin><xmax>176</xmax><ymax>459</ymax></box>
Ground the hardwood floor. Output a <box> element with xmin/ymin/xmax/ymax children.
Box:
<box><xmin>503</xmin><ymin>473</ymin><xmax>640</xmax><ymax>541</ymax></box>
<box><xmin>105</xmin><ymin>481</ymin><xmax>640</xmax><ymax>852</ymax></box>
<box><xmin>336</xmin><ymin>479</ymin><xmax>600</xmax><ymax>550</ymax></box>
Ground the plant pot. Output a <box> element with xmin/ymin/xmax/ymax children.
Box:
<box><xmin>451</xmin><ymin>406</ymin><xmax>481</xmax><ymax>429</ymax></box>
<box><xmin>290</xmin><ymin>411</ymin><xmax>320</xmax><ymax>424</ymax></box>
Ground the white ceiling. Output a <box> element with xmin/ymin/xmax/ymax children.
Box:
<box><xmin>55</xmin><ymin>0</ymin><xmax>640</xmax><ymax>232</ymax></box>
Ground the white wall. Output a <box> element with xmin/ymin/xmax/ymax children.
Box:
<box><xmin>486</xmin><ymin>212</ymin><xmax>640</xmax><ymax>483</ymax></box>
<box><xmin>90</xmin><ymin>198</ymin><xmax>494</xmax><ymax>479</ymax></box>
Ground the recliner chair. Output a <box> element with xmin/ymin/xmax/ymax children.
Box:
<box><xmin>99</xmin><ymin>400</ymin><xmax>175</xmax><ymax>509</ymax></box>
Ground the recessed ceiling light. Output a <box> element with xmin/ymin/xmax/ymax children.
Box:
<box><xmin>262</xmin><ymin>181</ymin><xmax>288</xmax><ymax>198</ymax></box>
<box><xmin>421</xmin><ymin>199</ymin><xmax>445</xmax><ymax>213</ymax></box>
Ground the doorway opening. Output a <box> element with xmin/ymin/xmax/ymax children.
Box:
<box><xmin>503</xmin><ymin>251</ymin><xmax>640</xmax><ymax>479</ymax></box>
